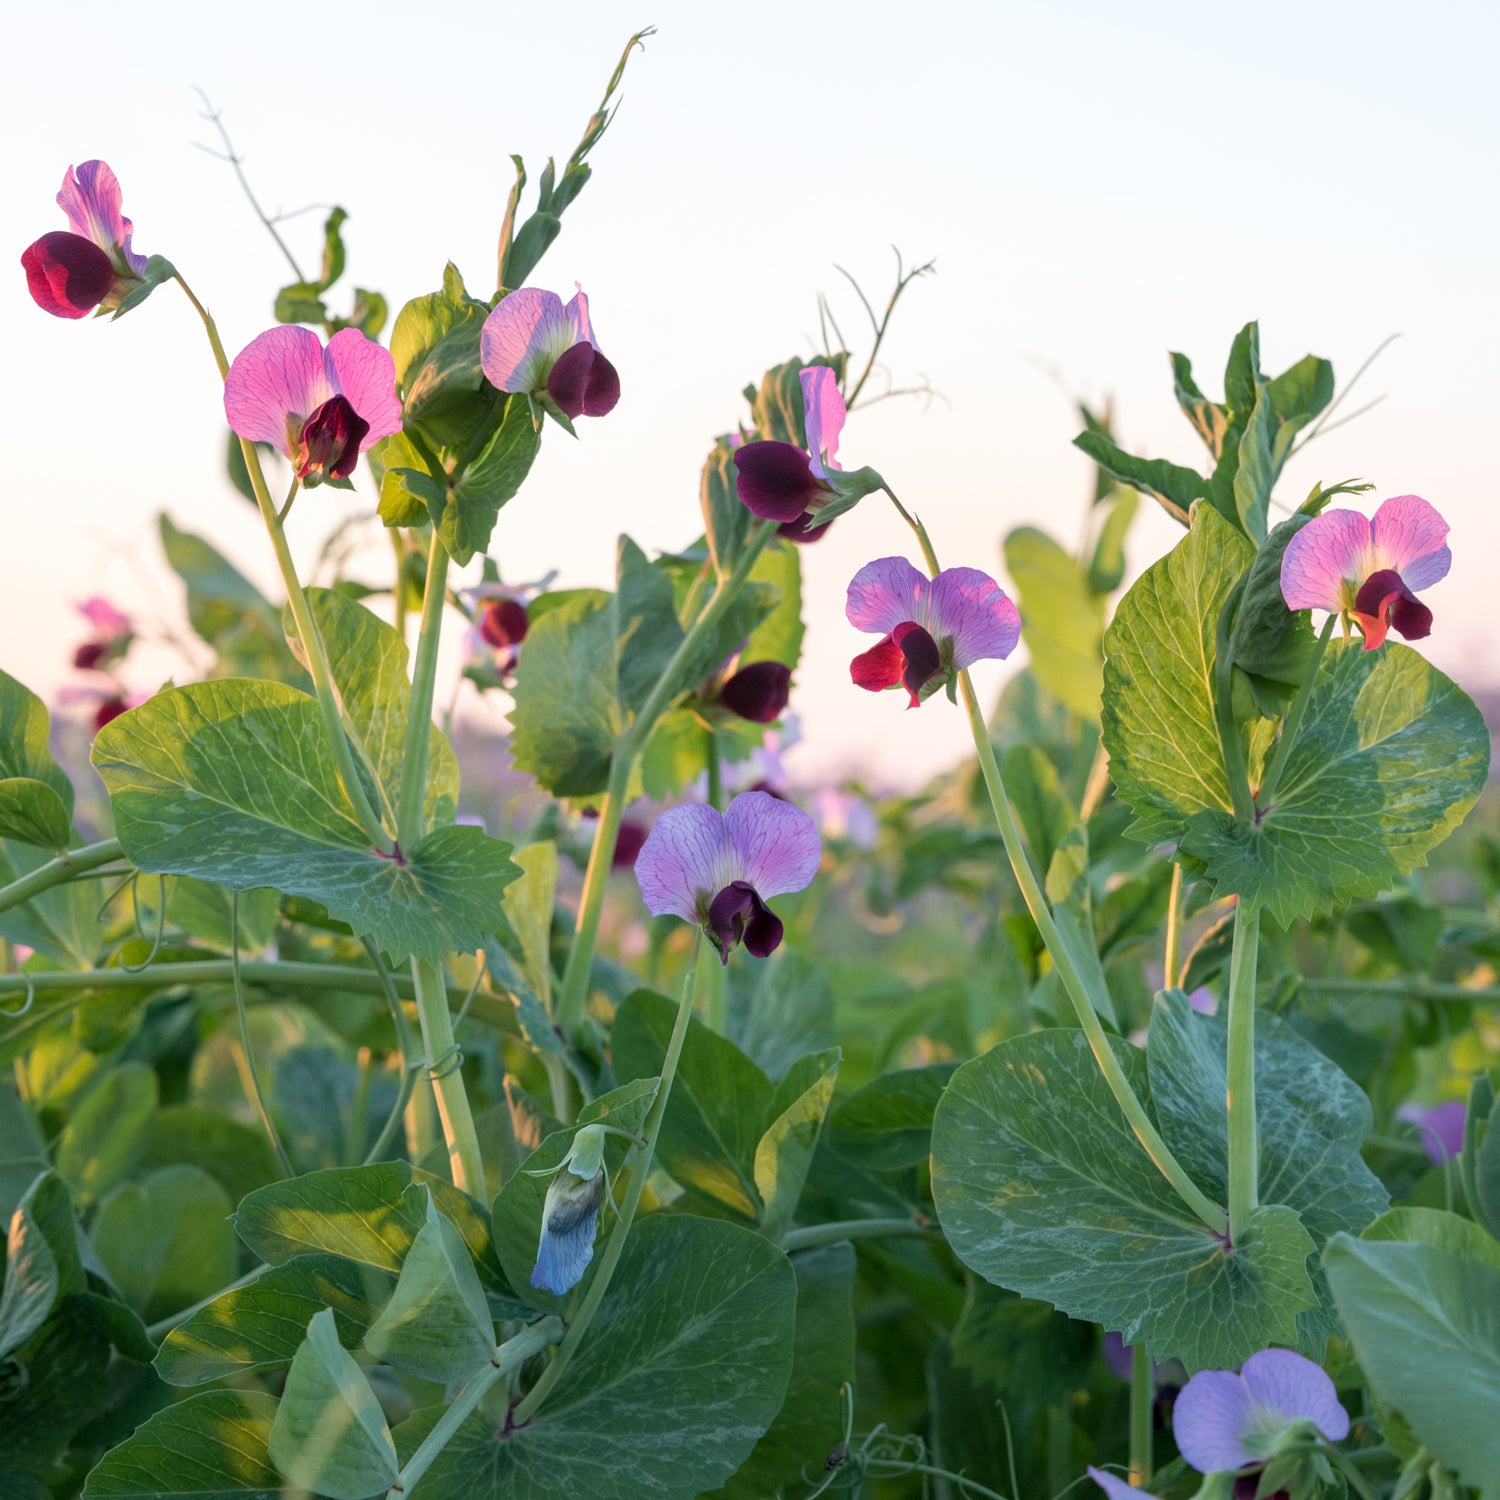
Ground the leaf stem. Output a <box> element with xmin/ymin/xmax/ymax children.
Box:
<box><xmin>781</xmin><ymin>1217</ymin><xmax>931</xmax><ymax>1252</ymax></box>
<box><xmin>1129</xmin><ymin>1342</ymin><xmax>1153</xmax><ymax>1487</ymax></box>
<box><xmin>409</xmin><ymin>956</ymin><xmax>485</xmax><ymax>1199</ymax></box>
<box><xmin>0</xmin><ymin>839</ymin><xmax>123</xmax><ymax>916</ymax></box>
<box><xmin>513</xmin><ymin>929</ymin><xmax>705</xmax><ymax>1424</ymax></box>
<box><xmin>360</xmin><ymin>936</ymin><xmax>423</xmax><ymax>1167</ymax></box>
<box><xmin>1163</xmin><ymin>860</ymin><xmax>1183</xmax><ymax>988</ymax></box>
<box><xmin>1226</xmin><ymin>900</ymin><xmax>1262</xmax><ymax>1244</ymax></box>
<box><xmin>397</xmin><ymin>534</ymin><xmax>451</xmax><ymax>851</ymax></box>
<box><xmin>1256</xmin><ymin>614</ymin><xmax>1336</xmax><ymax>808</ymax></box>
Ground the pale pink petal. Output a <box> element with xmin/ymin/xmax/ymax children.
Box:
<box><xmin>634</xmin><ymin>803</ymin><xmax>731</xmax><ymax>921</ymax></box>
<box><xmin>1088</xmin><ymin>1468</ymin><xmax>1161</xmax><ymax>1500</ymax></box>
<box><xmin>800</xmin><ymin>366</ymin><xmax>846</xmax><ymax>479</ymax></box>
<box><xmin>1370</xmin><ymin>494</ymin><xmax>1452</xmax><ymax>591</ymax></box>
<box><xmin>480</xmin><ymin>287</ymin><xmax>574</xmax><ymax>394</ymax></box>
<box><xmin>224</xmin><ymin>326</ymin><xmax>334</xmax><ymax>457</ymax></box>
<box><xmin>930</xmin><ymin>567</ymin><xmax>1022</xmax><ymax>670</ymax></box>
<box><xmin>57</xmin><ymin>160</ymin><xmax>147</xmax><ymax>274</ymax></box>
<box><xmin>1279</xmin><ymin>509</ymin><xmax>1371</xmax><ymax>611</ymax></box>
<box><xmin>723</xmin><ymin>791</ymin><xmax>821</xmax><ymax>899</ymax></box>
<box><xmin>846</xmin><ymin>557</ymin><xmax>931</xmax><ymax>637</ymax></box>
<box><xmin>77</xmin><ymin>597</ymin><xmax>131</xmax><ymax>639</ymax></box>
<box><xmin>564</xmin><ymin>282</ymin><xmax>600</xmax><ymax>350</ymax></box>
<box><xmin>1173</xmin><ymin>1367</ymin><xmax>1257</xmax><ymax>1470</ymax></box>
<box><xmin>324</xmin><ymin>328</ymin><xmax>403</xmax><ymax>448</ymax></box>
<box><xmin>1239</xmin><ymin>1348</ymin><xmax>1350</xmax><ymax>1442</ymax></box>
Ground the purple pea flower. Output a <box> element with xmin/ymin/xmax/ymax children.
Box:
<box><xmin>733</xmin><ymin>367</ymin><xmax>846</xmax><ymax>539</ymax></box>
<box><xmin>1280</xmin><ymin>494</ymin><xmax>1451</xmax><ymax>650</ymax></box>
<box><xmin>1396</xmin><ymin>1099</ymin><xmax>1467</xmax><ymax>1165</ymax></box>
<box><xmin>73</xmin><ymin>597</ymin><xmax>133</xmax><ymax>672</ymax></box>
<box><xmin>479</xmin><ymin>284</ymin><xmax>620</xmax><ymax>420</ymax></box>
<box><xmin>846</xmin><ymin>557</ymin><xmax>1021</xmax><ymax>708</ymax></box>
<box><xmin>634</xmin><ymin>790</ymin><xmax>821</xmax><ymax>964</ymax></box>
<box><xmin>22</xmin><ymin>161</ymin><xmax>149</xmax><ymax>319</ymax></box>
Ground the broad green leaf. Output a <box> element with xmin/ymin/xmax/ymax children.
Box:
<box><xmin>949</xmin><ymin>1279</ymin><xmax>1097</xmax><ymax>1405</ymax></box>
<box><xmin>701</xmin><ymin>438</ymin><xmax>751</xmax><ymax>573</ymax></box>
<box><xmin>1180</xmin><ymin>642</ymin><xmax>1490</xmax><ymax>923</ymax></box>
<box><xmin>499</xmin><ymin>841</ymin><xmax>559</xmax><ymax>1011</ymax></box>
<box><xmin>392</xmin><ymin>1215</ymin><xmax>795</xmax><ymax>1500</ymax></box>
<box><xmin>1231</xmin><ymin>362</ymin><xmax>1275</xmax><ymax>541</ymax></box>
<box><xmin>156</xmin><ymin>1254</ymin><xmax>393</xmax><ymax>1387</ymax></box>
<box><xmin>614</xmin><ymin>536</ymin><xmax>685</xmax><ymax>715</ymax></box>
<box><xmin>711</xmin><ymin>1242</ymin><xmax>856</xmax><ymax>1499</ymax></box>
<box><xmin>755</xmin><ymin>1048</ymin><xmax>840</xmax><ymax>1237</ymax></box>
<box><xmin>1170</xmin><ymin>351</ymin><xmax>1229</xmax><ymax>457</ymax></box>
<box><xmin>931</xmin><ymin>1028</ymin><xmax>1316</xmax><ymax>1370</ymax></box>
<box><xmin>1102</xmin><ymin>503</ymin><xmax>1255</xmax><ymax>844</ymax></box>
<box><xmin>142</xmin><ymin>1104</ymin><xmax>280</xmax><ymax>1206</ymax></box>
<box><xmin>55</xmin><ymin>1061</ymin><xmax>158</xmax><ymax>1205</ymax></box>
<box><xmin>1361</xmin><ymin>1207</ymin><xmax>1500</xmax><ymax>1274</ymax></box>
<box><xmin>363</xmin><ymin>1191</ymin><xmax>496</xmax><ymax>1383</ymax></box>
<box><xmin>0</xmin><ymin>779</ymin><xmax>71</xmax><ymax>850</ymax></box>
<box><xmin>390</xmin><ymin>264</ymin><xmax>491</xmax><ymax>445</ymax></box>
<box><xmin>744</xmin><ymin>537</ymin><xmax>804</xmax><ymax>668</ymax></box>
<box><xmin>80</xmin><ymin>1388</ymin><xmax>283</xmax><ymax>1497</ymax></box>
<box><xmin>0</xmin><ymin>669</ymin><xmax>75</xmax><ymax>819</ymax></box>
<box><xmin>92</xmin><ymin>678</ymin><xmax>517</xmax><ymax>963</ymax></box>
<box><xmin>1002</xmin><ymin>744</ymin><xmax>1076</xmax><ymax>872</ymax></box>
<box><xmin>11</xmin><ymin>1172</ymin><xmax>84</xmax><ymax>1299</ymax></box>
<box><xmin>136</xmin><ymin>878</ymin><xmax>280</xmax><ymax>954</ymax></box>
<box><xmin>0</xmin><ymin>841</ymin><xmax>104</xmax><ymax>969</ymax></box>
<box><xmin>1227</xmin><ymin>513</ymin><xmax>1316</xmax><ymax>717</ymax></box>
<box><xmin>431</xmin><ymin>394</ymin><xmax>542</xmax><ymax>564</ymax></box>
<box><xmin>269</xmin><ymin>1307</ymin><xmax>399</xmax><ymax>1498</ymax></box>
<box><xmin>1073</xmin><ymin>429</ymin><xmax>1205</xmax><ymax>521</ymax></box>
<box><xmin>0</xmin><ymin>1178</ymin><xmax>60</xmax><ymax>1360</ymax></box>
<box><xmin>1086</xmin><ymin>487</ymin><xmax>1139</xmax><ymax>595</ymax></box>
<box><xmin>1003</xmin><ymin>526</ymin><xmax>1104</xmax><ymax>719</ymax></box>
<box><xmin>93</xmin><ymin>1165</ymin><xmax>236</xmax><ymax>1323</ymax></box>
<box><xmin>1147</xmin><ymin>991</ymin><xmax>1388</xmax><ymax>1353</ymax></box>
<box><xmin>725</xmin><ymin>949</ymin><xmax>836</xmax><ymax>1084</ymax></box>
<box><xmin>1463</xmin><ymin>1072</ymin><xmax>1497</xmax><ymax>1235</ymax></box>
<box><xmin>89</xmin><ymin>1290</ymin><xmax>155</xmax><ymax>1362</ymax></box>
<box><xmin>826</xmin><ymin>1064</ymin><xmax>958</xmax><ymax>1172</ymax></box>
<box><xmin>0</xmin><ymin>1083</ymin><xmax>47</xmax><ymax>1222</ymax></box>
<box><xmin>1324</xmin><ymin>1235</ymin><xmax>1500</xmax><ymax>1492</ymax></box>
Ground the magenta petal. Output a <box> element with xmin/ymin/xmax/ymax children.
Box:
<box><xmin>479</xmin><ymin>599</ymin><xmax>529</xmax><ymax>650</ymax></box>
<box><xmin>723</xmin><ymin>790</ymin><xmax>821</xmax><ymax>899</ymax></box>
<box><xmin>297</xmin><ymin>395</ymin><xmax>369</xmax><ymax>483</ymax></box>
<box><xmin>57</xmin><ymin>160</ymin><xmax>147</xmax><ymax>274</ymax></box>
<box><xmin>929</xmin><ymin>567</ymin><xmax>1022</xmax><ymax>669</ymax></box>
<box><xmin>733</xmin><ymin>442</ymin><xmax>823</xmax><ymax>523</ymax></box>
<box><xmin>22</xmin><ymin>232</ymin><xmax>114</xmax><ymax>318</ymax></box>
<box><xmin>547</xmin><ymin>341</ymin><xmax>595</xmax><ymax>419</ymax></box>
<box><xmin>1371</xmin><ymin>494</ymin><xmax>1451</xmax><ymax>590</ymax></box>
<box><xmin>634</xmin><ymin>803</ymin><xmax>729</xmax><ymax>921</ymax></box>
<box><xmin>224</xmin><ymin>326</ymin><xmax>333</xmax><ymax>457</ymax></box>
<box><xmin>1173</xmin><ymin>1367</ymin><xmax>1258</xmax><ymax>1470</ymax></box>
<box><xmin>480</xmin><ymin>287</ymin><xmax>572</xmax><ymax>394</ymax></box>
<box><xmin>564</xmin><ymin>284</ymin><xmax>599</xmax><ymax>349</ymax></box>
<box><xmin>851</xmin><ymin>635</ymin><xmax>905</xmax><ymax>692</ymax></box>
<box><xmin>1238</xmin><ymin>1349</ymin><xmax>1349</xmax><ymax>1443</ymax></box>
<box><xmin>1280</xmin><ymin>509</ymin><xmax>1371</xmax><ymax>611</ymax></box>
<box><xmin>846</xmin><ymin>556</ymin><xmax>930</xmax><ymax>636</ymax></box>
<box><xmin>78</xmin><ymin>597</ymin><xmax>131</xmax><ymax>637</ymax></box>
<box><xmin>800</xmin><ymin>365</ymin><xmax>846</xmax><ymax>479</ymax></box>
<box><xmin>324</xmin><ymin>328</ymin><xmax>403</xmax><ymax>447</ymax></box>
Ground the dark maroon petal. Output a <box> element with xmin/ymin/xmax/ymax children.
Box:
<box><xmin>479</xmin><ymin>599</ymin><xmax>529</xmax><ymax>650</ymax></box>
<box><xmin>892</xmin><ymin>621</ymin><xmax>941</xmax><ymax>706</ymax></box>
<box><xmin>612</xmin><ymin>819</ymin><xmax>647</xmax><ymax>871</ymax></box>
<box><xmin>778</xmin><ymin>510</ymin><xmax>833</xmax><ymax>544</ymax></box>
<box><xmin>1353</xmin><ymin>567</ymin><xmax>1433</xmax><ymax>649</ymax></box>
<box><xmin>1390</xmin><ymin>589</ymin><xmax>1433</xmax><ymax>641</ymax></box>
<box><xmin>719</xmin><ymin>661</ymin><xmax>791</xmax><ymax>723</ymax></box>
<box><xmin>741</xmin><ymin>894</ymin><xmax>784</xmax><ymax>958</ymax></box>
<box><xmin>851</xmin><ymin>634</ymin><xmax>905</xmax><ymax>693</ymax></box>
<box><xmin>583</xmin><ymin>349</ymin><xmax>620</xmax><ymax>417</ymax></box>
<box><xmin>547</xmin><ymin>341</ymin><xmax>595</xmax><ymax>420</ymax></box>
<box><xmin>706</xmin><ymin>880</ymin><xmax>756</xmax><ymax>964</ymax></box>
<box><xmin>297</xmin><ymin>395</ymin><xmax>369</xmax><ymax>485</ymax></box>
<box><xmin>732</xmin><ymin>441</ymin><xmax>822</xmax><ymax>523</ymax></box>
<box><xmin>94</xmin><ymin>696</ymin><xmax>128</xmax><ymax>731</ymax></box>
<box><xmin>22</xmin><ymin>231</ymin><xmax>115</xmax><ymax>319</ymax></box>
<box><xmin>73</xmin><ymin>642</ymin><xmax>106</xmax><ymax>671</ymax></box>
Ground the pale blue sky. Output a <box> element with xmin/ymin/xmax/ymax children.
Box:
<box><xmin>5</xmin><ymin>0</ymin><xmax>1496</xmax><ymax>785</ymax></box>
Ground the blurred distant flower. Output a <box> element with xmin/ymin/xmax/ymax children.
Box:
<box><xmin>1087</xmin><ymin>1469</ymin><xmax>1163</xmax><ymax>1500</ymax></box>
<box><xmin>1397</xmin><ymin>1099</ymin><xmax>1466</xmax><ymax>1165</ymax></box>
<box><xmin>58</xmin><ymin>682</ymin><xmax>146</xmax><ymax>733</ymax></box>
<box><xmin>1280</xmin><ymin>495</ymin><xmax>1450</xmax><ymax>650</ymax></box>
<box><xmin>716</xmin><ymin>661</ymin><xmax>792</xmax><ymax>724</ymax></box>
<box><xmin>733</xmin><ymin>366</ymin><xmax>845</xmax><ymax>539</ymax></box>
<box><xmin>635</xmin><ymin>790</ymin><xmax>820</xmax><ymax>963</ymax></box>
<box><xmin>224</xmin><ymin>326</ymin><xmax>402</xmax><ymax>488</ymax></box>
<box><xmin>1188</xmin><ymin>985</ymin><xmax>1219</xmax><ymax>1016</ymax></box>
<box><xmin>846</xmin><ymin>556</ymin><xmax>1021</xmax><ymax>707</ymax></box>
<box><xmin>807</xmin><ymin>787</ymin><xmax>878</xmax><ymax>849</ymax></box>
<box><xmin>72</xmin><ymin>597</ymin><xmax>133</xmax><ymax>672</ymax></box>
<box><xmin>22</xmin><ymin>161</ymin><xmax>148</xmax><ymax>319</ymax></box>
<box><xmin>613</xmin><ymin>817</ymin><xmax>649</xmax><ymax>871</ymax></box>
<box><xmin>480</xmin><ymin>284</ymin><xmax>619</xmax><ymax>420</ymax></box>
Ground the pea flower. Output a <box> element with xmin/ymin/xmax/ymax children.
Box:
<box><xmin>732</xmin><ymin>366</ymin><xmax>845</xmax><ymax>534</ymax></box>
<box><xmin>1280</xmin><ymin>494</ymin><xmax>1450</xmax><ymax>650</ymax></box>
<box><xmin>224</xmin><ymin>326</ymin><xmax>403</xmax><ymax>488</ymax></box>
<box><xmin>531</xmin><ymin>1125</ymin><xmax>609</xmax><ymax>1294</ymax></box>
<box><xmin>846</xmin><ymin>557</ymin><xmax>1021</xmax><ymax>707</ymax></box>
<box><xmin>73</xmin><ymin>598</ymin><xmax>133</xmax><ymax>672</ymax></box>
<box><xmin>22</xmin><ymin>161</ymin><xmax>149</xmax><ymax>319</ymax></box>
<box><xmin>708</xmin><ymin>660</ymin><xmax>792</xmax><ymax>725</ymax></box>
<box><xmin>634</xmin><ymin>790</ymin><xmax>821</xmax><ymax>963</ymax></box>
<box><xmin>479</xmin><ymin>284</ymin><xmax>620</xmax><ymax>420</ymax></box>
<box><xmin>1397</xmin><ymin>1099</ymin><xmax>1466</xmax><ymax>1165</ymax></box>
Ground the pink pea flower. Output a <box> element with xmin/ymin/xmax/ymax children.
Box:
<box><xmin>1280</xmin><ymin>494</ymin><xmax>1451</xmax><ymax>650</ymax></box>
<box><xmin>479</xmin><ymin>284</ymin><xmax>620</xmax><ymax>420</ymax></box>
<box><xmin>807</xmin><ymin>787</ymin><xmax>879</xmax><ymax>850</ymax></box>
<box><xmin>21</xmin><ymin>161</ymin><xmax>149</xmax><ymax>319</ymax></box>
<box><xmin>1396</xmin><ymin>1099</ymin><xmax>1466</xmax><ymax>1165</ymax></box>
<box><xmin>58</xmin><ymin>683</ymin><xmax>148</xmax><ymax>733</ymax></box>
<box><xmin>224</xmin><ymin>327</ymin><xmax>403</xmax><ymax>489</ymax></box>
<box><xmin>846</xmin><ymin>557</ymin><xmax>1021</xmax><ymax>708</ymax></box>
<box><xmin>73</xmin><ymin>597</ymin><xmax>133</xmax><ymax>671</ymax></box>
<box><xmin>634</xmin><ymin>790</ymin><xmax>821</xmax><ymax>964</ymax></box>
<box><xmin>732</xmin><ymin>367</ymin><xmax>845</xmax><ymax>540</ymax></box>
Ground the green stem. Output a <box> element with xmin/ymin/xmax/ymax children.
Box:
<box><xmin>397</xmin><ymin>534</ymin><xmax>451</xmax><ymax>851</ymax></box>
<box><xmin>1256</xmin><ymin>614</ymin><xmax>1336</xmax><ymax>808</ymax></box>
<box><xmin>1303</xmin><ymin>977</ymin><xmax>1500</xmax><ymax>1004</ymax></box>
<box><xmin>782</xmin><ymin>1217</ymin><xmax>931</xmax><ymax>1252</ymax></box>
<box><xmin>144</xmin><ymin>1264</ymin><xmax>265</xmax><ymax>1339</ymax></box>
<box><xmin>409</xmin><ymin>956</ymin><xmax>485</xmax><ymax>1199</ymax></box>
<box><xmin>1326</xmin><ymin>1446</ymin><xmax>1382</xmax><ymax>1500</ymax></box>
<box><xmin>385</xmin><ymin>1318</ymin><xmax>563</xmax><ymax>1499</ymax></box>
<box><xmin>514</xmin><ymin>930</ymin><xmax>705</xmax><ymax>1424</ymax></box>
<box><xmin>706</xmin><ymin>725</ymin><xmax>723</xmax><ymax>809</ymax></box>
<box><xmin>230</xmin><ymin>906</ymin><xmax>293</xmax><ymax>1176</ymax></box>
<box><xmin>0</xmin><ymin>839</ymin><xmax>123</xmax><ymax>916</ymax></box>
<box><xmin>1129</xmin><ymin>1342</ymin><xmax>1153</xmax><ymax>1487</ymax></box>
<box><xmin>1226</xmin><ymin>900</ymin><xmax>1262</xmax><ymax>1243</ymax></box>
<box><xmin>554</xmin><ymin>524</ymin><xmax>777</xmax><ymax>1038</ymax></box>
<box><xmin>1164</xmin><ymin>860</ymin><xmax>1183</xmax><ymax>988</ymax></box>
<box><xmin>360</xmin><ymin>936</ymin><xmax>423</xmax><ymax>1167</ymax></box>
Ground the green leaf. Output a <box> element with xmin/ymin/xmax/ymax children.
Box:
<box><xmin>1087</xmin><ymin>487</ymin><xmax>1139</xmax><ymax>595</ymax></box>
<box><xmin>949</xmin><ymin>1279</ymin><xmax>1097</xmax><ymax>1405</ymax></box>
<box><xmin>1179</xmin><ymin>642</ymin><xmax>1491</xmax><ymax>923</ymax></box>
<box><xmin>743</xmin><ymin>538</ymin><xmax>805</xmax><ymax>669</ymax></box>
<box><xmin>614</xmin><ymin>537</ymin><xmax>685</xmax><ymax>715</ymax></box>
<box><xmin>1003</xmin><ymin>527</ymin><xmax>1105</xmax><ymax>718</ymax></box>
<box><xmin>1232</xmin><ymin>364</ymin><xmax>1276</xmax><ymax>541</ymax></box>
<box><xmin>1073</xmin><ymin>429</ymin><xmax>1205</xmax><ymax>521</ymax></box>
<box><xmin>1226</xmin><ymin>514</ymin><xmax>1317</xmax><ymax>714</ymax></box>
<box><xmin>1324</xmin><ymin>1235</ymin><xmax>1500</xmax><ymax>1492</ymax></box>
<box><xmin>92</xmin><ymin>1166</ymin><xmax>236</xmax><ymax>1323</ymax></box>
<box><xmin>701</xmin><ymin>439</ymin><xmax>751</xmax><ymax>573</ymax></box>
<box><xmin>498</xmin><ymin>841</ymin><xmax>559</xmax><ymax>1012</ymax></box>
<box><xmin>431</xmin><ymin>394</ymin><xmax>542</xmax><ymax>564</ymax></box>
<box><xmin>0</xmin><ymin>670</ymin><xmax>74</xmax><ymax>820</ymax></box>
<box><xmin>755</xmin><ymin>1048</ymin><xmax>840</xmax><ymax>1237</ymax></box>
<box><xmin>1147</xmin><ymin>990</ymin><xmax>1388</xmax><ymax>1354</ymax></box>
<box><xmin>272</xmin><ymin>281</ymin><xmax>325</xmax><ymax>325</ymax></box>
<box><xmin>92</xmin><ymin>678</ymin><xmax>517</xmax><ymax>963</ymax></box>
<box><xmin>0</xmin><ymin>779</ymin><xmax>71</xmax><ymax>849</ymax></box>
<box><xmin>826</xmin><ymin>1064</ymin><xmax>958</xmax><ymax>1172</ymax></box>
<box><xmin>931</xmin><ymin>1028</ymin><xmax>1316</xmax><ymax>1370</ymax></box>
<box><xmin>725</xmin><ymin>949</ymin><xmax>836</xmax><ymax>1083</ymax></box>
<box><xmin>1102</xmin><ymin>503</ymin><xmax>1255</xmax><ymax>844</ymax></box>
<box><xmin>389</xmin><ymin>264</ymin><xmax>491</xmax><ymax>444</ymax></box>
<box><xmin>806</xmin><ymin>464</ymin><xmax>886</xmax><ymax>529</ymax></box>
<box><xmin>55</xmin><ymin>1061</ymin><xmax>158</xmax><ymax>1205</ymax></box>
<box><xmin>79</xmin><ymin>1388</ymin><xmax>283</xmax><ymax>1497</ymax></box>
<box><xmin>269</xmin><ymin>1307</ymin><xmax>399</xmax><ymax>1498</ymax></box>
<box><xmin>0</xmin><ymin>1083</ymin><xmax>47</xmax><ymax>1223</ymax></box>
<box><xmin>1170</xmin><ymin>351</ymin><xmax>1229</xmax><ymax>457</ymax></box>
<box><xmin>0</xmin><ymin>1177</ymin><xmax>61</xmax><ymax>1360</ymax></box>
<box><xmin>363</xmin><ymin>1191</ymin><xmax>496</xmax><ymax>1383</ymax></box>
<box><xmin>393</xmin><ymin>1215</ymin><xmax>796</xmax><ymax>1500</ymax></box>
<box><xmin>141</xmin><ymin>1105</ymin><xmax>280</xmax><ymax>1206</ymax></box>
<box><xmin>1361</xmin><ymin>1206</ymin><xmax>1500</xmax><ymax>1274</ymax></box>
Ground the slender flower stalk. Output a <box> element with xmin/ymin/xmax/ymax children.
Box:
<box><xmin>1129</xmin><ymin>1342</ymin><xmax>1153</xmax><ymax>1487</ymax></box>
<box><xmin>1225</xmin><ymin>900</ymin><xmax>1261</xmax><ymax>1243</ymax></box>
<box><xmin>397</xmin><ymin>533</ymin><xmax>451</xmax><ymax>850</ymax></box>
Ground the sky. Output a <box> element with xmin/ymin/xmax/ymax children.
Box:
<box><xmin>4</xmin><ymin>0</ymin><xmax>1497</xmax><ymax>789</ymax></box>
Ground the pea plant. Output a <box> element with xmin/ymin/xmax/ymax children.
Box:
<box><xmin>4</xmin><ymin>28</ymin><xmax>1499</xmax><ymax>1500</ymax></box>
